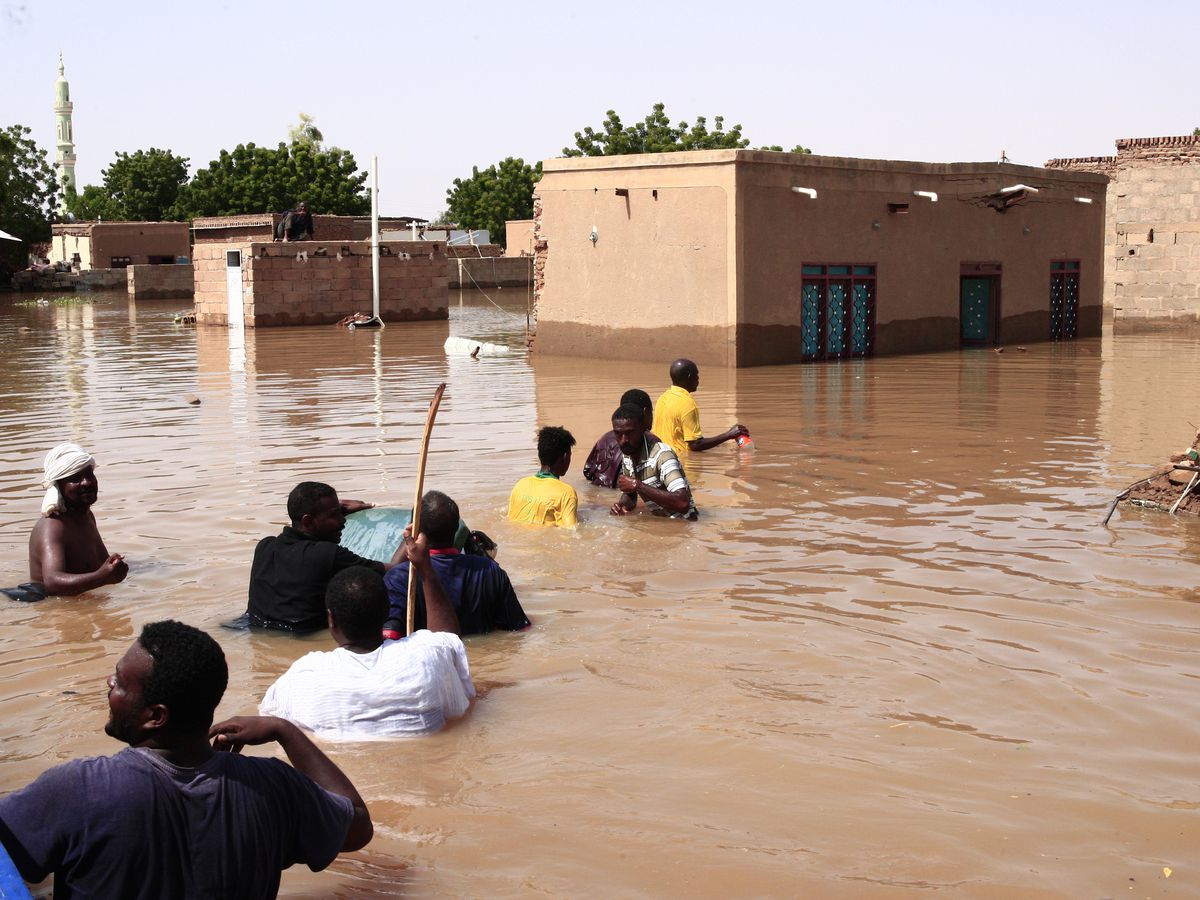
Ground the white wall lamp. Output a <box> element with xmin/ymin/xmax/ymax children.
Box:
<box><xmin>913</xmin><ymin>190</ymin><xmax>938</xmax><ymax>202</ymax></box>
<box><xmin>1000</xmin><ymin>184</ymin><xmax>1039</xmax><ymax>194</ymax></box>
<box><xmin>589</xmin><ymin>225</ymin><xmax>599</xmax><ymax>245</ymax></box>
<box><xmin>1074</xmin><ymin>197</ymin><xmax>1094</xmax><ymax>204</ymax></box>
<box><xmin>791</xmin><ymin>186</ymin><xmax>817</xmax><ymax>199</ymax></box>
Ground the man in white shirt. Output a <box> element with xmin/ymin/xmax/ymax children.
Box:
<box><xmin>260</xmin><ymin>530</ymin><xmax>475</xmax><ymax>739</ymax></box>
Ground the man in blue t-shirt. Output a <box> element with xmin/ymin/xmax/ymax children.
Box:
<box><xmin>384</xmin><ymin>490</ymin><xmax>529</xmax><ymax>636</ymax></box>
<box><xmin>0</xmin><ymin>621</ymin><xmax>372</xmax><ymax>899</ymax></box>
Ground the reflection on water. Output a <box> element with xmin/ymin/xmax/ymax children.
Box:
<box><xmin>2</xmin><ymin>291</ymin><xmax>1199</xmax><ymax>897</ymax></box>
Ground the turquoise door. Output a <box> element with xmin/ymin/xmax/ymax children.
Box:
<box><xmin>960</xmin><ymin>277</ymin><xmax>993</xmax><ymax>343</ymax></box>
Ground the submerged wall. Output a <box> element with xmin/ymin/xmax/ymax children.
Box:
<box><xmin>127</xmin><ymin>263</ymin><xmax>194</xmax><ymax>300</ymax></box>
<box><xmin>192</xmin><ymin>241</ymin><xmax>448</xmax><ymax>326</ymax></box>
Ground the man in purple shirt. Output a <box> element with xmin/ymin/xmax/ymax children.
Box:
<box><xmin>0</xmin><ymin>620</ymin><xmax>372</xmax><ymax>899</ymax></box>
<box><xmin>582</xmin><ymin>388</ymin><xmax>662</xmax><ymax>488</ymax></box>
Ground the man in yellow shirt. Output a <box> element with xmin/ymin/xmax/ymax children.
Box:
<box><xmin>652</xmin><ymin>358</ymin><xmax>748</xmax><ymax>460</ymax></box>
<box><xmin>507</xmin><ymin>427</ymin><xmax>578</xmax><ymax>528</ymax></box>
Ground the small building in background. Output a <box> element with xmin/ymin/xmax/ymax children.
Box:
<box><xmin>190</xmin><ymin>216</ymin><xmax>448</xmax><ymax>326</ymax></box>
<box><xmin>1046</xmin><ymin>134</ymin><xmax>1200</xmax><ymax>322</ymax></box>
<box><xmin>531</xmin><ymin>149</ymin><xmax>1107</xmax><ymax>367</ymax></box>
<box><xmin>49</xmin><ymin>221</ymin><xmax>190</xmax><ymax>270</ymax></box>
<box><xmin>505</xmin><ymin>219</ymin><xmax>535</xmax><ymax>257</ymax></box>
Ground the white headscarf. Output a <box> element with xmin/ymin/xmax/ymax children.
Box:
<box><xmin>41</xmin><ymin>443</ymin><xmax>96</xmax><ymax>516</ymax></box>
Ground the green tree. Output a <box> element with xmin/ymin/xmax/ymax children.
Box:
<box><xmin>177</xmin><ymin>141</ymin><xmax>369</xmax><ymax>218</ymax></box>
<box><xmin>65</xmin><ymin>148</ymin><xmax>190</xmax><ymax>221</ymax></box>
<box><xmin>757</xmin><ymin>144</ymin><xmax>813</xmax><ymax>155</ymax></box>
<box><xmin>0</xmin><ymin>124</ymin><xmax>58</xmax><ymax>275</ymax></box>
<box><xmin>445</xmin><ymin>157</ymin><xmax>542</xmax><ymax>246</ymax></box>
<box><xmin>63</xmin><ymin>183</ymin><xmax>121</xmax><ymax>221</ymax></box>
<box><xmin>288</xmin><ymin>113</ymin><xmax>324</xmax><ymax>150</ymax></box>
<box><xmin>563</xmin><ymin>102</ymin><xmax>751</xmax><ymax>156</ymax></box>
<box><xmin>1194</xmin><ymin>126</ymin><xmax>1199</xmax><ymax>136</ymax></box>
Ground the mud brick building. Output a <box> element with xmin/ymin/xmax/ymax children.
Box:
<box><xmin>49</xmin><ymin>221</ymin><xmax>189</xmax><ymax>270</ymax></box>
<box><xmin>531</xmin><ymin>149</ymin><xmax>1107</xmax><ymax>367</ymax></box>
<box><xmin>190</xmin><ymin>215</ymin><xmax>447</xmax><ymax>326</ymax></box>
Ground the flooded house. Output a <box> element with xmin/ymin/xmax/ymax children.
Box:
<box><xmin>531</xmin><ymin>149</ymin><xmax>1107</xmax><ymax>366</ymax></box>
<box><xmin>49</xmin><ymin>221</ymin><xmax>190</xmax><ymax>270</ymax></box>
<box><xmin>189</xmin><ymin>214</ymin><xmax>448</xmax><ymax>327</ymax></box>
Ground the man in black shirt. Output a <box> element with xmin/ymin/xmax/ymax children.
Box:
<box><xmin>247</xmin><ymin>482</ymin><xmax>402</xmax><ymax>633</ymax></box>
<box><xmin>274</xmin><ymin>201</ymin><xmax>314</xmax><ymax>242</ymax></box>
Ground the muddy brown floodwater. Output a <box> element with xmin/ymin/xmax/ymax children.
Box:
<box><xmin>1</xmin><ymin>289</ymin><xmax>1198</xmax><ymax>898</ymax></box>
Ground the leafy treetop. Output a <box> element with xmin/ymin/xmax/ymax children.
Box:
<box><xmin>445</xmin><ymin>157</ymin><xmax>542</xmax><ymax>247</ymax></box>
<box><xmin>563</xmin><ymin>102</ymin><xmax>751</xmax><ymax>156</ymax></box>
<box><xmin>177</xmin><ymin>140</ymin><xmax>369</xmax><ymax>218</ymax></box>
<box><xmin>65</xmin><ymin>148</ymin><xmax>189</xmax><ymax>221</ymax></box>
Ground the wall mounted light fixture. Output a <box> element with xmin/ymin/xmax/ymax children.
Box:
<box><xmin>791</xmin><ymin>186</ymin><xmax>817</xmax><ymax>199</ymax></box>
<box><xmin>1000</xmin><ymin>183</ymin><xmax>1039</xmax><ymax>194</ymax></box>
<box><xmin>590</xmin><ymin>226</ymin><xmax>599</xmax><ymax>245</ymax></box>
<box><xmin>1073</xmin><ymin>197</ymin><xmax>1094</xmax><ymax>204</ymax></box>
<box><xmin>913</xmin><ymin>190</ymin><xmax>938</xmax><ymax>202</ymax></box>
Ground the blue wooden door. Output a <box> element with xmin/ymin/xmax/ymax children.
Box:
<box><xmin>960</xmin><ymin>277</ymin><xmax>993</xmax><ymax>343</ymax></box>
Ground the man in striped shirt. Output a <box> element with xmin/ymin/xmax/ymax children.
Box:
<box><xmin>609</xmin><ymin>403</ymin><xmax>698</xmax><ymax>520</ymax></box>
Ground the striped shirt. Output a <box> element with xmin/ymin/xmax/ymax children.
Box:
<box><xmin>621</xmin><ymin>439</ymin><xmax>697</xmax><ymax>519</ymax></box>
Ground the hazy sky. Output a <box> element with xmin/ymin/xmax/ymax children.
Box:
<box><xmin>3</xmin><ymin>0</ymin><xmax>1195</xmax><ymax>219</ymax></box>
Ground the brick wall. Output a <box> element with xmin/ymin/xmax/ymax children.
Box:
<box><xmin>447</xmin><ymin>256</ymin><xmax>533</xmax><ymax>287</ymax></box>
<box><xmin>445</xmin><ymin>244</ymin><xmax>503</xmax><ymax>258</ymax></box>
<box><xmin>192</xmin><ymin>214</ymin><xmax>355</xmax><ymax>244</ymax></box>
<box><xmin>191</xmin><ymin>241</ymin><xmax>448</xmax><ymax>326</ymax></box>
<box><xmin>11</xmin><ymin>268</ymin><xmax>127</xmax><ymax>292</ymax></box>
<box><xmin>127</xmin><ymin>263</ymin><xmax>194</xmax><ymax>300</ymax></box>
<box><xmin>530</xmin><ymin>193</ymin><xmax>545</xmax><ymax>347</ymax></box>
<box><xmin>1047</xmin><ymin>134</ymin><xmax>1200</xmax><ymax>319</ymax></box>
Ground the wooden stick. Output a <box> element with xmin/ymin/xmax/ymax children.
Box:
<box><xmin>407</xmin><ymin>382</ymin><xmax>446</xmax><ymax>636</ymax></box>
<box><xmin>1169</xmin><ymin>469</ymin><xmax>1200</xmax><ymax>516</ymax></box>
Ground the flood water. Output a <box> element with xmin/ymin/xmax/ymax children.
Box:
<box><xmin>1</xmin><ymin>288</ymin><xmax>1198</xmax><ymax>898</ymax></box>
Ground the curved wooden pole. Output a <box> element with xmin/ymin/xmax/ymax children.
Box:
<box><xmin>407</xmin><ymin>382</ymin><xmax>446</xmax><ymax>636</ymax></box>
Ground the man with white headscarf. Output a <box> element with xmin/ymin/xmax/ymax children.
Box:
<box><xmin>2</xmin><ymin>443</ymin><xmax>127</xmax><ymax>602</ymax></box>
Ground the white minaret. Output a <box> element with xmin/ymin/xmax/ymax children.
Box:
<box><xmin>53</xmin><ymin>53</ymin><xmax>76</xmax><ymax>212</ymax></box>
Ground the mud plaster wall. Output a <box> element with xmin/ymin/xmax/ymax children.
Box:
<box><xmin>738</xmin><ymin>155</ymin><xmax>1106</xmax><ymax>364</ymax></box>
<box><xmin>191</xmin><ymin>241</ymin><xmax>447</xmax><ymax>326</ymax></box>
<box><xmin>533</xmin><ymin>153</ymin><xmax>738</xmax><ymax>365</ymax></box>
<box><xmin>1047</xmin><ymin>135</ymin><xmax>1200</xmax><ymax>320</ymax></box>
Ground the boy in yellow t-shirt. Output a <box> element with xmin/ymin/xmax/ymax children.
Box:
<box><xmin>507</xmin><ymin>426</ymin><xmax>578</xmax><ymax>528</ymax></box>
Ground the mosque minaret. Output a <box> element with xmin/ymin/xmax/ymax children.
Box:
<box><xmin>53</xmin><ymin>53</ymin><xmax>77</xmax><ymax>212</ymax></box>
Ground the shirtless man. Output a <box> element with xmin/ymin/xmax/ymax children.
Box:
<box><xmin>3</xmin><ymin>443</ymin><xmax>127</xmax><ymax>602</ymax></box>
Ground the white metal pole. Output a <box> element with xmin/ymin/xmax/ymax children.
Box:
<box><xmin>371</xmin><ymin>155</ymin><xmax>380</xmax><ymax>320</ymax></box>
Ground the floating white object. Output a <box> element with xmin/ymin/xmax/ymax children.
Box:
<box><xmin>443</xmin><ymin>336</ymin><xmax>511</xmax><ymax>356</ymax></box>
